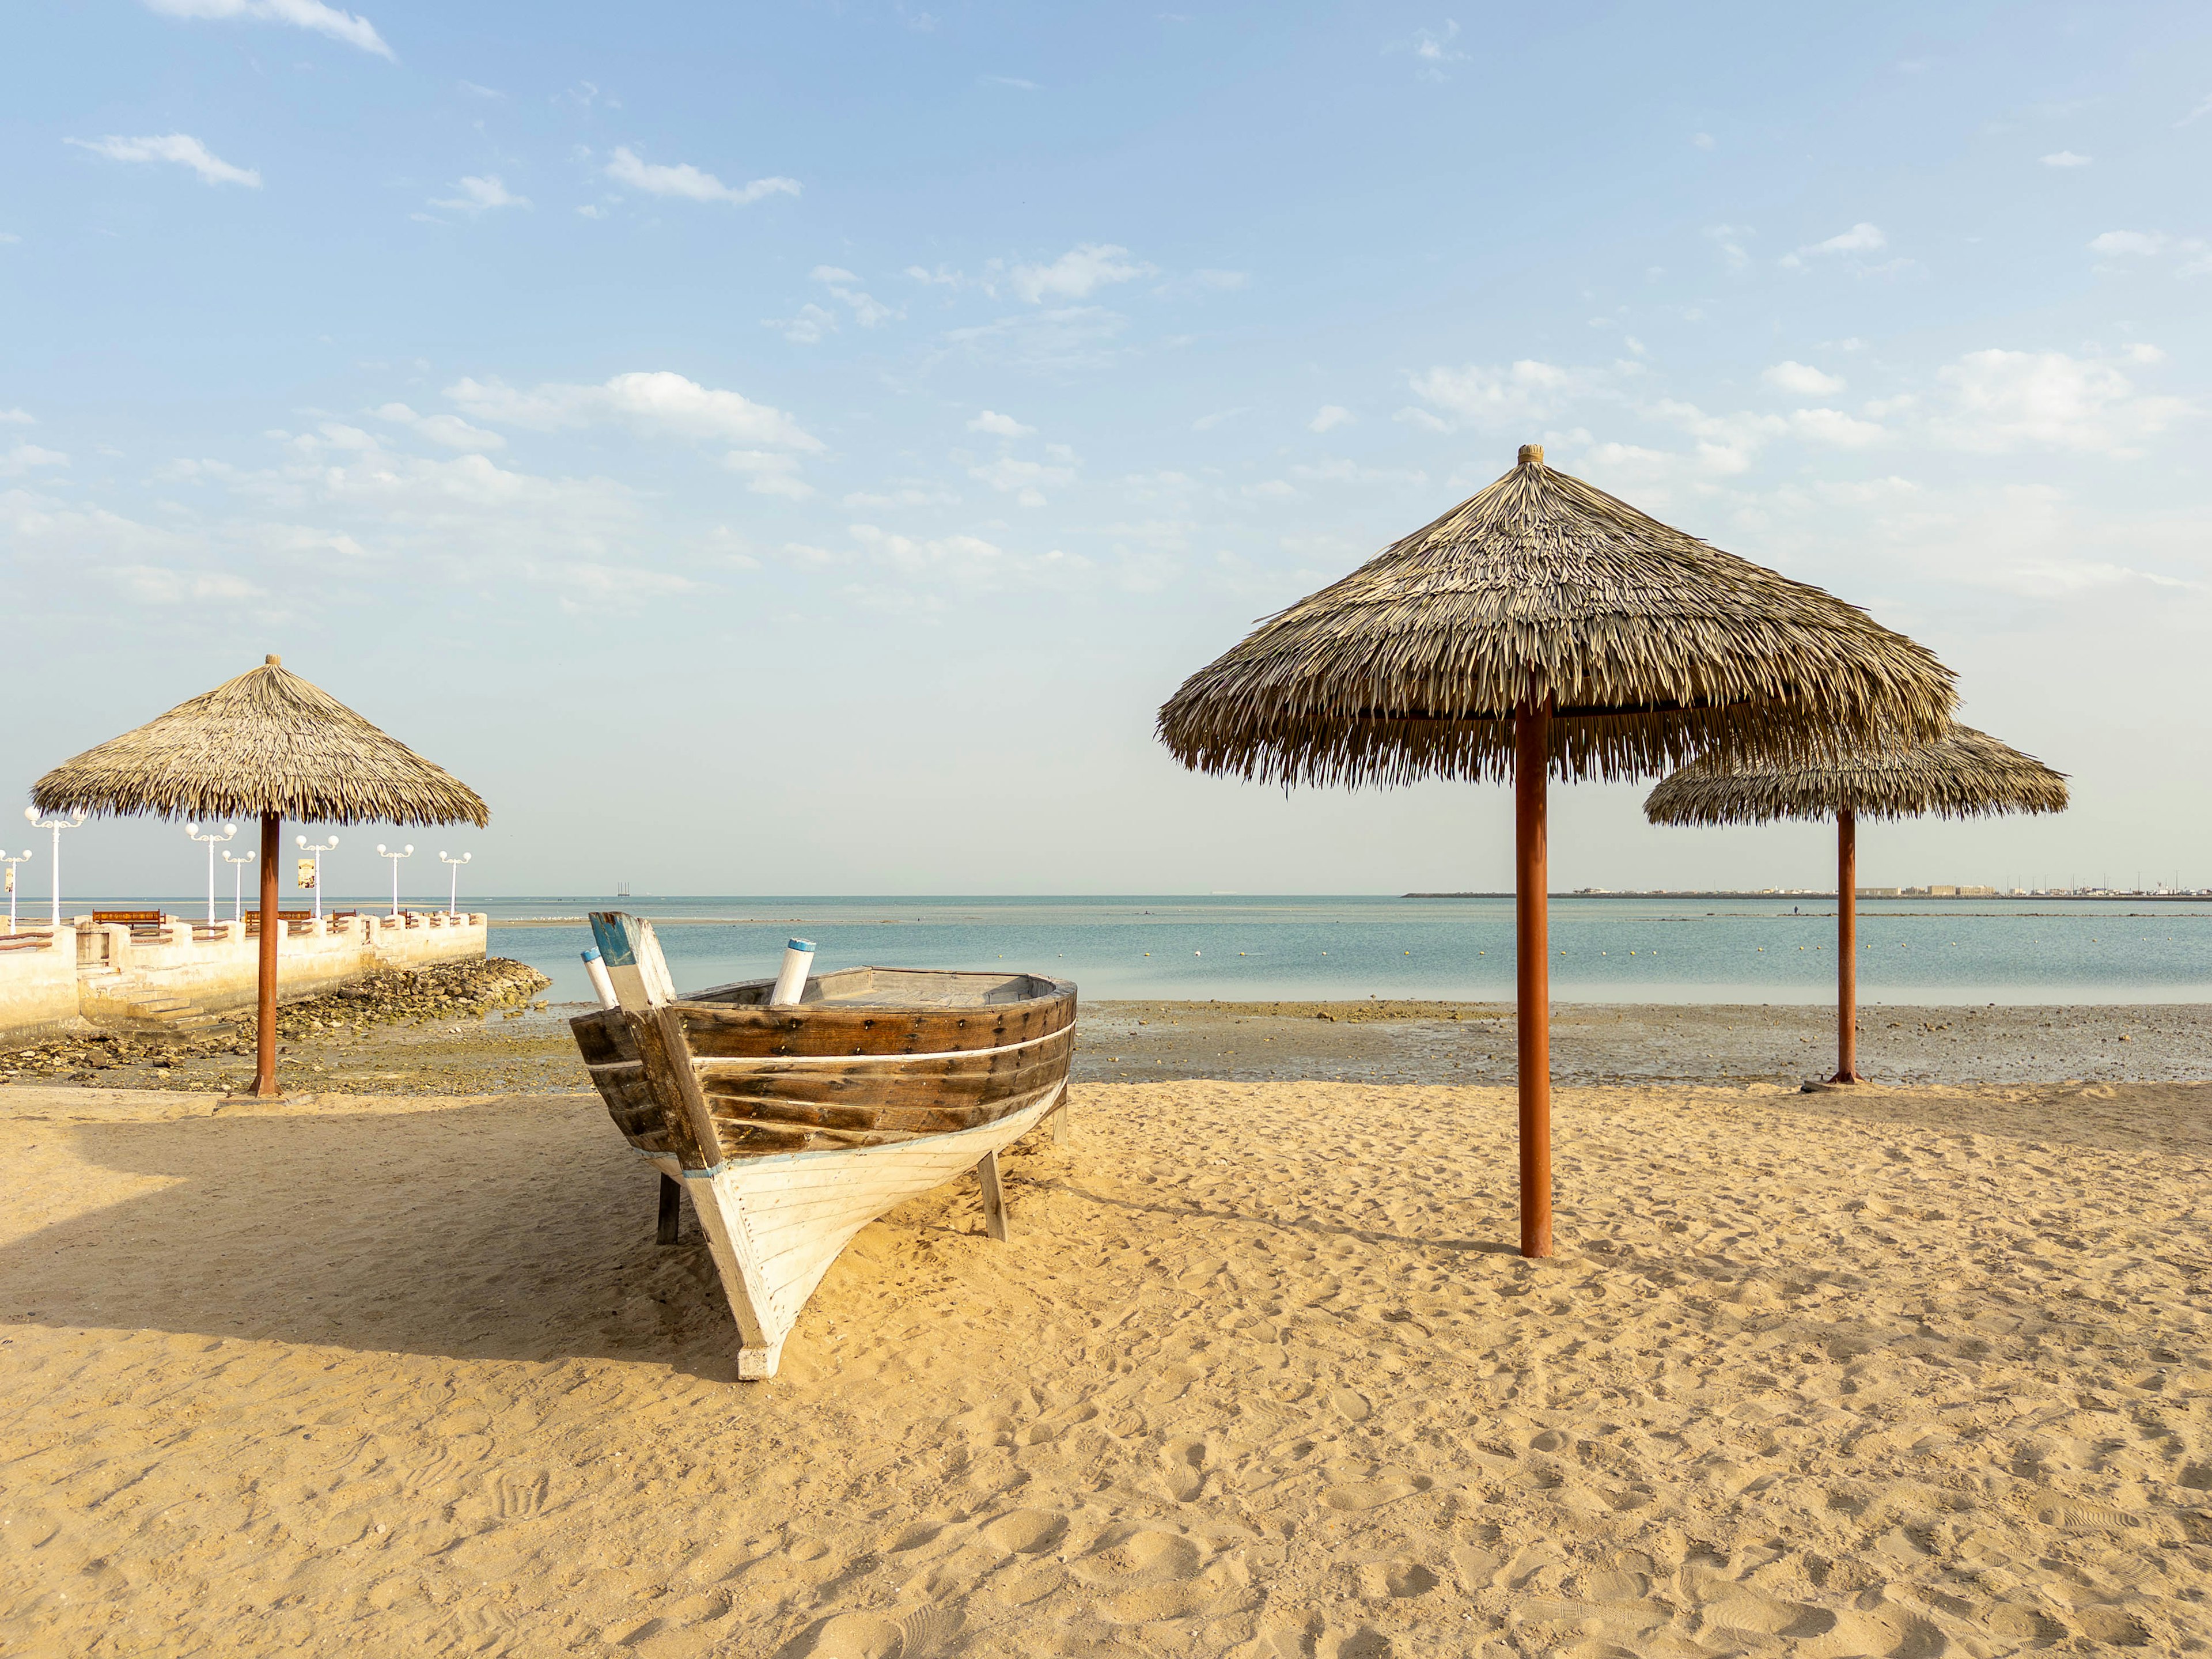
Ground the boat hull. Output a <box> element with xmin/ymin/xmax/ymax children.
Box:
<box><xmin>569</xmin><ymin>934</ymin><xmax>1077</xmax><ymax>1378</ymax></box>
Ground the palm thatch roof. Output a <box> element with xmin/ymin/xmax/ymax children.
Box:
<box><xmin>30</xmin><ymin>656</ymin><xmax>489</xmax><ymax>827</ymax></box>
<box><xmin>1157</xmin><ymin>446</ymin><xmax>1957</xmax><ymax>787</ymax></box>
<box><xmin>1643</xmin><ymin>723</ymin><xmax>2067</xmax><ymax>825</ymax></box>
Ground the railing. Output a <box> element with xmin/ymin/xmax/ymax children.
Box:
<box><xmin>1</xmin><ymin>929</ymin><xmax>55</xmax><ymax>955</ymax></box>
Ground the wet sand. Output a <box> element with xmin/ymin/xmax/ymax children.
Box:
<box><xmin>6</xmin><ymin>997</ymin><xmax>2202</xmax><ymax>1099</ymax></box>
<box><xmin>2</xmin><ymin>1077</ymin><xmax>2209</xmax><ymax>1656</ymax></box>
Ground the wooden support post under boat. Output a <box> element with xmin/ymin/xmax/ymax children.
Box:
<box><xmin>253</xmin><ymin>811</ymin><xmax>281</xmax><ymax>1097</ymax></box>
<box><xmin>1514</xmin><ymin>690</ymin><xmax>1554</xmax><ymax>1260</ymax></box>
<box><xmin>1832</xmin><ymin>809</ymin><xmax>1862</xmax><ymax>1084</ymax></box>
<box><xmin>976</xmin><ymin>1150</ymin><xmax>1008</xmax><ymax>1241</ymax></box>
<box><xmin>656</xmin><ymin>1173</ymin><xmax>683</xmax><ymax>1244</ymax></box>
<box><xmin>1046</xmin><ymin>1077</ymin><xmax>1071</xmax><ymax>1142</ymax></box>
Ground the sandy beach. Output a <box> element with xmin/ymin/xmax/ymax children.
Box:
<box><xmin>3</xmin><ymin>1067</ymin><xmax>2209</xmax><ymax>1656</ymax></box>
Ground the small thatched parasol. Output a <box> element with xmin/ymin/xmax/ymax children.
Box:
<box><xmin>1159</xmin><ymin>445</ymin><xmax>1957</xmax><ymax>1256</ymax></box>
<box><xmin>32</xmin><ymin>656</ymin><xmax>488</xmax><ymax>1096</ymax></box>
<box><xmin>1645</xmin><ymin>724</ymin><xmax>2066</xmax><ymax>1082</ymax></box>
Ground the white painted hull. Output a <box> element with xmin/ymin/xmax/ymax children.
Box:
<box><xmin>646</xmin><ymin>1077</ymin><xmax>1065</xmax><ymax>1378</ymax></box>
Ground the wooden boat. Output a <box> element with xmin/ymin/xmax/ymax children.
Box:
<box><xmin>569</xmin><ymin>912</ymin><xmax>1077</xmax><ymax>1379</ymax></box>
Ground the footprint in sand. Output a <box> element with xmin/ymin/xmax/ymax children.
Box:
<box><xmin>790</xmin><ymin>1611</ymin><xmax>903</xmax><ymax>1659</ymax></box>
<box><xmin>490</xmin><ymin>1468</ymin><xmax>552</xmax><ymax>1520</ymax></box>
<box><xmin>980</xmin><ymin>1509</ymin><xmax>1066</xmax><ymax>1555</ymax></box>
<box><xmin>880</xmin><ymin>1521</ymin><xmax>944</xmax><ymax>1554</ymax></box>
<box><xmin>1357</xmin><ymin>1561</ymin><xmax>1439</xmax><ymax>1599</ymax></box>
<box><xmin>897</xmin><ymin>1605</ymin><xmax>963</xmax><ymax>1657</ymax></box>
<box><xmin>1070</xmin><ymin>1529</ymin><xmax>1204</xmax><ymax>1588</ymax></box>
<box><xmin>1330</xmin><ymin>1390</ymin><xmax>1372</xmax><ymax>1423</ymax></box>
<box><xmin>1320</xmin><ymin>1475</ymin><xmax>1429</xmax><ymax>1512</ymax></box>
<box><xmin>1161</xmin><ymin>1439</ymin><xmax>1208</xmax><ymax>1502</ymax></box>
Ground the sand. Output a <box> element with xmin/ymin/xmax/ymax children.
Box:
<box><xmin>3</xmin><ymin>1075</ymin><xmax>2210</xmax><ymax>1656</ymax></box>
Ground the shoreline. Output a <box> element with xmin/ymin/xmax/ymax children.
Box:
<box><xmin>5</xmin><ymin>994</ymin><xmax>2206</xmax><ymax>1097</ymax></box>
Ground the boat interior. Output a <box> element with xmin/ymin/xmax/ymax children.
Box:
<box><xmin>685</xmin><ymin>967</ymin><xmax>1060</xmax><ymax>1009</ymax></box>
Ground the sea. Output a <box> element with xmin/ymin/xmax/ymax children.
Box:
<box><xmin>414</xmin><ymin>895</ymin><xmax>2212</xmax><ymax>1008</ymax></box>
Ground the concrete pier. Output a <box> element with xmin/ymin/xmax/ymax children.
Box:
<box><xmin>0</xmin><ymin>911</ymin><xmax>488</xmax><ymax>1044</ymax></box>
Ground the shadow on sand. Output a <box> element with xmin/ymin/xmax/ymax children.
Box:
<box><xmin>1</xmin><ymin>1096</ymin><xmax>747</xmax><ymax>1376</ymax></box>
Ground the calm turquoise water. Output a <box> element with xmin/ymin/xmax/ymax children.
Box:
<box><xmin>441</xmin><ymin>895</ymin><xmax>2212</xmax><ymax>1008</ymax></box>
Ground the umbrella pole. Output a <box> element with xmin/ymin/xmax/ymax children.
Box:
<box><xmin>1831</xmin><ymin>809</ymin><xmax>1860</xmax><ymax>1084</ymax></box>
<box><xmin>1514</xmin><ymin>691</ymin><xmax>1553</xmax><ymax>1259</ymax></box>
<box><xmin>254</xmin><ymin>811</ymin><xmax>281</xmax><ymax>1097</ymax></box>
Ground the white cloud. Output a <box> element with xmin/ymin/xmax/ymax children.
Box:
<box><xmin>1779</xmin><ymin>222</ymin><xmax>1886</xmax><ymax>269</ymax></box>
<box><xmin>843</xmin><ymin>483</ymin><xmax>961</xmax><ymax>509</ymax></box>
<box><xmin>937</xmin><ymin>306</ymin><xmax>1128</xmax><ymax>372</ymax></box>
<box><xmin>69</xmin><ymin>134</ymin><xmax>260</xmax><ymax>188</ymax></box>
<box><xmin>1408</xmin><ymin>358</ymin><xmax>1612</xmax><ymax>427</ymax></box>
<box><xmin>603</xmin><ymin>147</ymin><xmax>800</xmax><ymax>207</ymax></box>
<box><xmin>1934</xmin><ymin>347</ymin><xmax>2191</xmax><ymax>455</ymax></box>
<box><xmin>2176</xmin><ymin>92</ymin><xmax>2212</xmax><ymax>127</ymax></box>
<box><xmin>110</xmin><ymin>564</ymin><xmax>264</xmax><ymax>604</ymax></box>
<box><xmin>1308</xmin><ymin>405</ymin><xmax>1354</xmax><ymax>433</ymax></box>
<box><xmin>766</xmin><ymin>304</ymin><xmax>837</xmax><ymax>344</ymax></box>
<box><xmin>430</xmin><ymin>175</ymin><xmax>529</xmax><ymax>214</ymax></box>
<box><xmin>1761</xmin><ymin>361</ymin><xmax>1846</xmax><ymax>396</ymax></box>
<box><xmin>446</xmin><ymin>371</ymin><xmax>821</xmax><ymax>452</ymax></box>
<box><xmin>981</xmin><ymin>76</ymin><xmax>1040</xmax><ymax>91</ymax></box>
<box><xmin>1404</xmin><ymin>20</ymin><xmax>1467</xmax><ymax>79</ymax></box>
<box><xmin>2088</xmin><ymin>230</ymin><xmax>2164</xmax><ymax>257</ymax></box>
<box><xmin>457</xmin><ymin>79</ymin><xmax>503</xmax><ymax>99</ymax></box>
<box><xmin>0</xmin><ymin>444</ymin><xmax>69</xmax><ymax>476</ymax></box>
<box><xmin>1241</xmin><ymin>479</ymin><xmax>1299</xmax><ymax>501</ymax></box>
<box><xmin>1706</xmin><ymin>224</ymin><xmax>1754</xmax><ymax>271</ymax></box>
<box><xmin>2040</xmin><ymin>150</ymin><xmax>2092</xmax><ymax>168</ymax></box>
<box><xmin>724</xmin><ymin>450</ymin><xmax>813</xmax><ymax>499</ymax></box>
<box><xmin>371</xmin><ymin>403</ymin><xmax>505</xmax><ymax>452</ymax></box>
<box><xmin>967</xmin><ymin>410</ymin><xmax>1035</xmax><ymax>438</ymax></box>
<box><xmin>1289</xmin><ymin>458</ymin><xmax>1427</xmax><ymax>485</ymax></box>
<box><xmin>141</xmin><ymin>0</ymin><xmax>392</xmax><ymax>59</ymax></box>
<box><xmin>1009</xmin><ymin>244</ymin><xmax>1155</xmax><ymax>304</ymax></box>
<box><xmin>0</xmin><ymin>409</ymin><xmax>33</xmax><ymax>425</ymax></box>
<box><xmin>1691</xmin><ymin>132</ymin><xmax>1716</xmax><ymax>150</ymax></box>
<box><xmin>810</xmin><ymin>265</ymin><xmax>897</xmax><ymax>327</ymax></box>
<box><xmin>968</xmin><ymin>454</ymin><xmax>1075</xmax><ymax>506</ymax></box>
<box><xmin>849</xmin><ymin>523</ymin><xmax>1085</xmax><ymax>590</ymax></box>
<box><xmin>1787</xmin><ymin>408</ymin><xmax>1885</xmax><ymax>448</ymax></box>
<box><xmin>1194</xmin><ymin>269</ymin><xmax>1249</xmax><ymax>291</ymax></box>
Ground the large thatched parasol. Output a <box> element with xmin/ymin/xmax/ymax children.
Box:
<box><xmin>1645</xmin><ymin>724</ymin><xmax>2066</xmax><ymax>1083</ymax></box>
<box><xmin>1158</xmin><ymin>444</ymin><xmax>1957</xmax><ymax>1257</ymax></box>
<box><xmin>31</xmin><ymin>656</ymin><xmax>488</xmax><ymax>1096</ymax></box>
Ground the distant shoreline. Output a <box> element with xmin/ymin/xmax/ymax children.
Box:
<box><xmin>1405</xmin><ymin>891</ymin><xmax>2212</xmax><ymax>903</ymax></box>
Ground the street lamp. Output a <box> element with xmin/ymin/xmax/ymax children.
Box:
<box><xmin>438</xmin><ymin>850</ymin><xmax>471</xmax><ymax>916</ymax></box>
<box><xmin>1</xmin><ymin>849</ymin><xmax>30</xmax><ymax>933</ymax></box>
<box><xmin>374</xmin><ymin>843</ymin><xmax>413</xmax><ymax>917</ymax></box>
<box><xmin>184</xmin><ymin>820</ymin><xmax>238</xmax><ymax>924</ymax></box>
<box><xmin>222</xmin><ymin>849</ymin><xmax>257</xmax><ymax>922</ymax></box>
<box><xmin>22</xmin><ymin>805</ymin><xmax>86</xmax><ymax>929</ymax></box>
<box><xmin>296</xmin><ymin>835</ymin><xmax>338</xmax><ymax>923</ymax></box>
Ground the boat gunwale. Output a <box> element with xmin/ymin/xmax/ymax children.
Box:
<box><xmin>626</xmin><ymin>1081</ymin><xmax>1065</xmax><ymax>1180</ymax></box>
<box><xmin>672</xmin><ymin>968</ymin><xmax>1078</xmax><ymax>1018</ymax></box>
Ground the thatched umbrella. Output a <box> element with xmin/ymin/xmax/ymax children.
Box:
<box><xmin>30</xmin><ymin>656</ymin><xmax>487</xmax><ymax>1096</ymax></box>
<box><xmin>1158</xmin><ymin>444</ymin><xmax>1956</xmax><ymax>1257</ymax></box>
<box><xmin>1644</xmin><ymin>724</ymin><xmax>2066</xmax><ymax>1082</ymax></box>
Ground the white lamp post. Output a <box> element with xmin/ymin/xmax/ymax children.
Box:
<box><xmin>222</xmin><ymin>849</ymin><xmax>257</xmax><ymax>922</ymax></box>
<box><xmin>2</xmin><ymin>849</ymin><xmax>30</xmax><ymax>933</ymax></box>
<box><xmin>23</xmin><ymin>805</ymin><xmax>86</xmax><ymax>929</ymax></box>
<box><xmin>296</xmin><ymin>835</ymin><xmax>338</xmax><ymax>923</ymax></box>
<box><xmin>374</xmin><ymin>842</ymin><xmax>414</xmax><ymax>917</ymax></box>
<box><xmin>184</xmin><ymin>820</ymin><xmax>238</xmax><ymax>924</ymax></box>
<box><xmin>438</xmin><ymin>850</ymin><xmax>471</xmax><ymax>916</ymax></box>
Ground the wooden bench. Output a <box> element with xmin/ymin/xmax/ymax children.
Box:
<box><xmin>91</xmin><ymin>910</ymin><xmax>164</xmax><ymax>926</ymax></box>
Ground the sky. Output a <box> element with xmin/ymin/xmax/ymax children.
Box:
<box><xmin>3</xmin><ymin>1</ymin><xmax>2209</xmax><ymax>901</ymax></box>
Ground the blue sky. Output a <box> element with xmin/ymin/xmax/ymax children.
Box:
<box><xmin>3</xmin><ymin>1</ymin><xmax>2209</xmax><ymax>899</ymax></box>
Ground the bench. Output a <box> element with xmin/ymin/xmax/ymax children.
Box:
<box><xmin>91</xmin><ymin>911</ymin><xmax>164</xmax><ymax>926</ymax></box>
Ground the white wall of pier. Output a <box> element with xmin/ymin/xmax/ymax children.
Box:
<box><xmin>0</xmin><ymin>912</ymin><xmax>489</xmax><ymax>1044</ymax></box>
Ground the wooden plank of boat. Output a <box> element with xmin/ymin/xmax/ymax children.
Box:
<box><xmin>571</xmin><ymin>912</ymin><xmax>1077</xmax><ymax>1379</ymax></box>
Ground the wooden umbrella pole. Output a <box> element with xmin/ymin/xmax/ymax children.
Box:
<box><xmin>254</xmin><ymin>810</ymin><xmax>281</xmax><ymax>1096</ymax></box>
<box><xmin>1514</xmin><ymin>688</ymin><xmax>1554</xmax><ymax>1259</ymax></box>
<box><xmin>1832</xmin><ymin>808</ymin><xmax>1860</xmax><ymax>1084</ymax></box>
